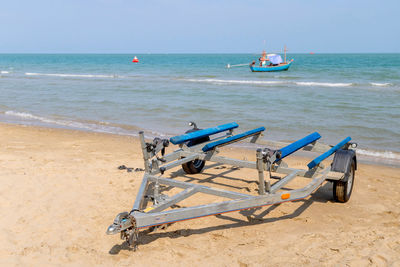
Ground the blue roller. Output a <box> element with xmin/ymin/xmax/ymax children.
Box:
<box><xmin>202</xmin><ymin>127</ymin><xmax>266</xmax><ymax>152</ymax></box>
<box><xmin>170</xmin><ymin>122</ymin><xmax>239</xmax><ymax>145</ymax></box>
<box><xmin>307</xmin><ymin>136</ymin><xmax>351</xmax><ymax>169</ymax></box>
<box><xmin>276</xmin><ymin>132</ymin><xmax>322</xmax><ymax>162</ymax></box>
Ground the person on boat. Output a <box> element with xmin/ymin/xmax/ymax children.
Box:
<box><xmin>258</xmin><ymin>50</ymin><xmax>269</xmax><ymax>66</ymax></box>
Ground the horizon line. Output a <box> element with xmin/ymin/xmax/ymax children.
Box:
<box><xmin>1</xmin><ymin>52</ymin><xmax>399</xmax><ymax>55</ymax></box>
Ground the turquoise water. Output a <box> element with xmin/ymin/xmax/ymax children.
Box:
<box><xmin>0</xmin><ymin>54</ymin><xmax>399</xmax><ymax>164</ymax></box>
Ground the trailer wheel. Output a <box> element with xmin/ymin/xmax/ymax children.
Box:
<box><xmin>182</xmin><ymin>159</ymin><xmax>206</xmax><ymax>174</ymax></box>
<box><xmin>181</xmin><ymin>128</ymin><xmax>208</xmax><ymax>174</ymax></box>
<box><xmin>333</xmin><ymin>160</ymin><xmax>355</xmax><ymax>203</ymax></box>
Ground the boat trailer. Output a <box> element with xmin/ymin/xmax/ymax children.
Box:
<box><xmin>107</xmin><ymin>122</ymin><xmax>357</xmax><ymax>249</ymax></box>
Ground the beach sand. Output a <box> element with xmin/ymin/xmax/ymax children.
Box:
<box><xmin>1</xmin><ymin>123</ymin><xmax>399</xmax><ymax>266</ymax></box>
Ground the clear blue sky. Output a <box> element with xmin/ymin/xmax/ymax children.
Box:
<box><xmin>0</xmin><ymin>0</ymin><xmax>399</xmax><ymax>53</ymax></box>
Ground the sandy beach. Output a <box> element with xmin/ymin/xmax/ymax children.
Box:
<box><xmin>1</xmin><ymin>122</ymin><xmax>399</xmax><ymax>266</ymax></box>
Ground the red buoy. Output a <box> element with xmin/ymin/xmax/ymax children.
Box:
<box><xmin>132</xmin><ymin>56</ymin><xmax>139</xmax><ymax>63</ymax></box>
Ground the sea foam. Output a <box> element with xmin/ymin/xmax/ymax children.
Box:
<box><xmin>4</xmin><ymin>110</ymin><xmax>126</xmax><ymax>135</ymax></box>
<box><xmin>4</xmin><ymin>111</ymin><xmax>400</xmax><ymax>164</ymax></box>
<box><xmin>295</xmin><ymin>82</ymin><xmax>353</xmax><ymax>87</ymax></box>
<box><xmin>25</xmin><ymin>72</ymin><xmax>117</xmax><ymax>78</ymax></box>
<box><xmin>184</xmin><ymin>78</ymin><xmax>286</xmax><ymax>85</ymax></box>
<box><xmin>370</xmin><ymin>82</ymin><xmax>392</xmax><ymax>87</ymax></box>
<box><xmin>184</xmin><ymin>78</ymin><xmax>356</xmax><ymax>87</ymax></box>
<box><xmin>357</xmin><ymin>148</ymin><xmax>400</xmax><ymax>160</ymax></box>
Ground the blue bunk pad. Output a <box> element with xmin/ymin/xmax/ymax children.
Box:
<box><xmin>307</xmin><ymin>136</ymin><xmax>351</xmax><ymax>169</ymax></box>
<box><xmin>170</xmin><ymin>122</ymin><xmax>239</xmax><ymax>145</ymax></box>
<box><xmin>202</xmin><ymin>127</ymin><xmax>265</xmax><ymax>152</ymax></box>
<box><xmin>277</xmin><ymin>132</ymin><xmax>322</xmax><ymax>162</ymax></box>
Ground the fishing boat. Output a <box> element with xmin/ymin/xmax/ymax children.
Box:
<box><xmin>250</xmin><ymin>46</ymin><xmax>293</xmax><ymax>72</ymax></box>
<box><xmin>250</xmin><ymin>59</ymin><xmax>293</xmax><ymax>72</ymax></box>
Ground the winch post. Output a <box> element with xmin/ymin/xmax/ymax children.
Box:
<box><xmin>139</xmin><ymin>131</ymin><xmax>150</xmax><ymax>173</ymax></box>
<box><xmin>256</xmin><ymin>149</ymin><xmax>267</xmax><ymax>195</ymax></box>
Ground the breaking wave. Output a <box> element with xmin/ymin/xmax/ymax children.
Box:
<box><xmin>370</xmin><ymin>82</ymin><xmax>392</xmax><ymax>87</ymax></box>
<box><xmin>357</xmin><ymin>149</ymin><xmax>400</xmax><ymax>160</ymax></box>
<box><xmin>3</xmin><ymin>110</ymin><xmax>133</xmax><ymax>135</ymax></box>
<box><xmin>183</xmin><ymin>78</ymin><xmax>355</xmax><ymax>87</ymax></box>
<box><xmin>3</xmin><ymin>111</ymin><xmax>400</xmax><ymax>164</ymax></box>
<box><xmin>295</xmin><ymin>82</ymin><xmax>354</xmax><ymax>87</ymax></box>
<box><xmin>25</xmin><ymin>72</ymin><xmax>118</xmax><ymax>78</ymax></box>
<box><xmin>183</xmin><ymin>78</ymin><xmax>396</xmax><ymax>89</ymax></box>
<box><xmin>184</xmin><ymin>78</ymin><xmax>286</xmax><ymax>85</ymax></box>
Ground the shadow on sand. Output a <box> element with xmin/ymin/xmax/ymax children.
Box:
<box><xmin>109</xmin><ymin>181</ymin><xmax>334</xmax><ymax>255</ymax></box>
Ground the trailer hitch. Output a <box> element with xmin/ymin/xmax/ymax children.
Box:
<box><xmin>106</xmin><ymin>211</ymin><xmax>140</xmax><ymax>250</ymax></box>
<box><xmin>106</xmin><ymin>212</ymin><xmax>132</xmax><ymax>235</ymax></box>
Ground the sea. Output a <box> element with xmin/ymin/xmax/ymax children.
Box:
<box><xmin>0</xmin><ymin>53</ymin><xmax>399</xmax><ymax>166</ymax></box>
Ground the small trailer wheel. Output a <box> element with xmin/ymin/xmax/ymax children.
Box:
<box><xmin>333</xmin><ymin>160</ymin><xmax>355</xmax><ymax>203</ymax></box>
<box><xmin>181</xmin><ymin>127</ymin><xmax>208</xmax><ymax>174</ymax></box>
<box><xmin>182</xmin><ymin>159</ymin><xmax>206</xmax><ymax>174</ymax></box>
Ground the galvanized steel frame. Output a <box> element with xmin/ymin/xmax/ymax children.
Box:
<box><xmin>107</xmin><ymin>127</ymin><xmax>350</xmax><ymax>246</ymax></box>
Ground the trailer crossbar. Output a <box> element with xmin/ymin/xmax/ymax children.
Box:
<box><xmin>271</xmin><ymin>170</ymin><xmax>300</xmax><ymax>193</ymax></box>
<box><xmin>133</xmin><ymin>167</ymin><xmax>330</xmax><ymax>229</ymax></box>
<box><xmin>147</xmin><ymin>175</ymin><xmax>253</xmax><ymax>199</ymax></box>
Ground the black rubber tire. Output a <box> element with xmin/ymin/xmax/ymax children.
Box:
<box><xmin>182</xmin><ymin>159</ymin><xmax>206</xmax><ymax>174</ymax></box>
<box><xmin>333</xmin><ymin>160</ymin><xmax>355</xmax><ymax>203</ymax></box>
<box><xmin>180</xmin><ymin>128</ymin><xmax>208</xmax><ymax>174</ymax></box>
